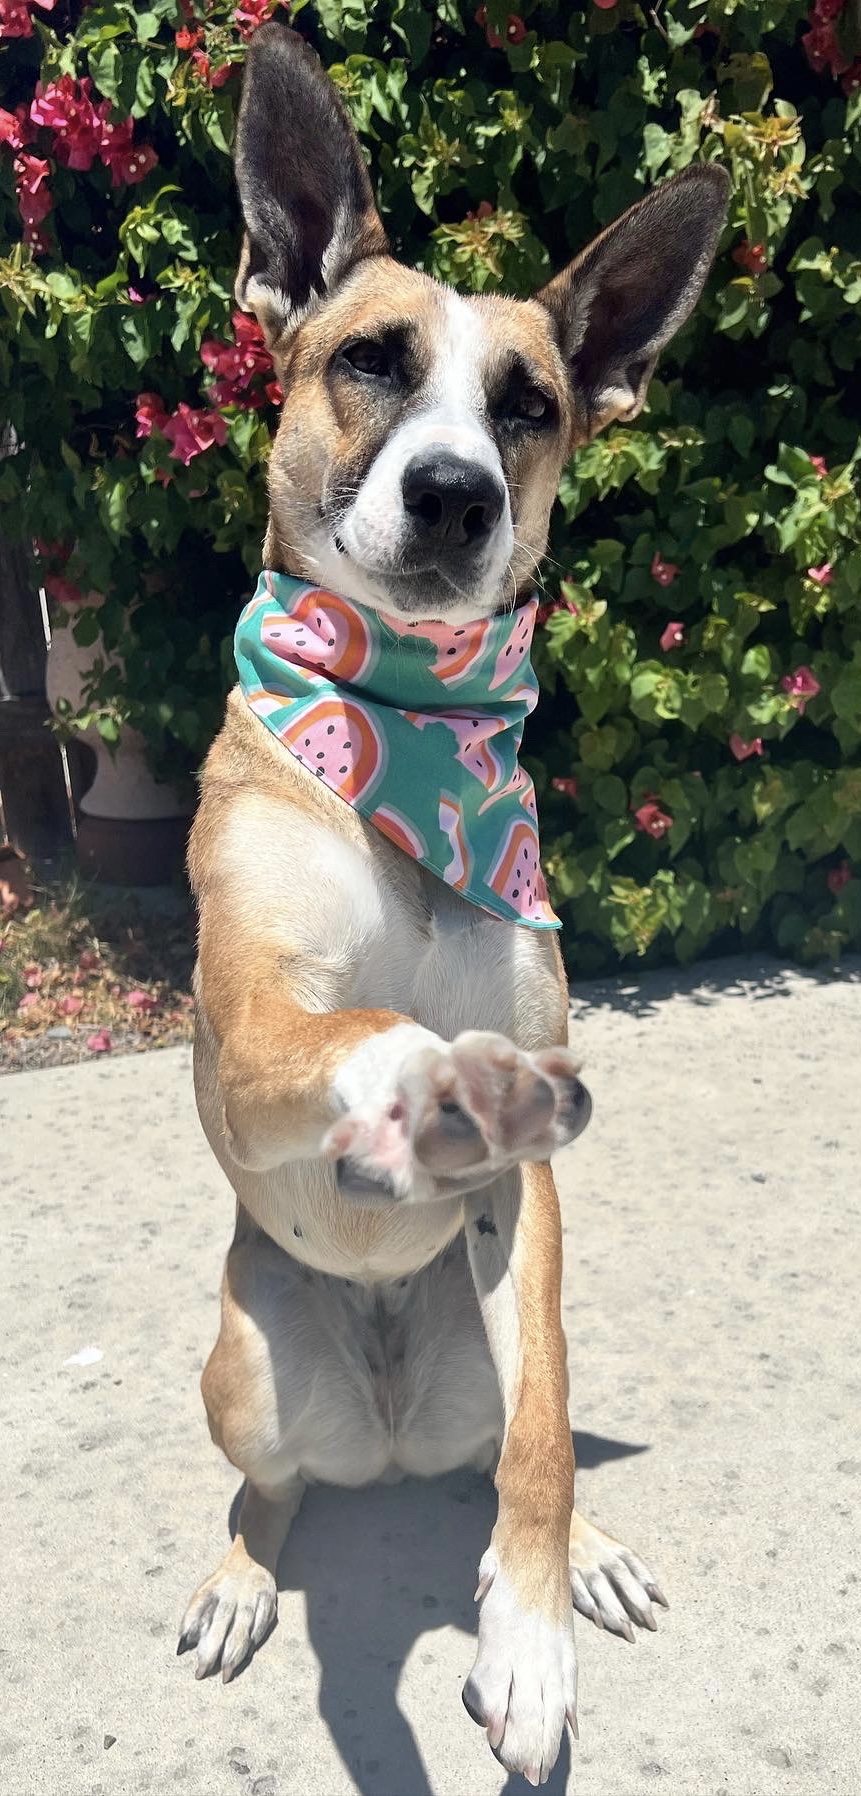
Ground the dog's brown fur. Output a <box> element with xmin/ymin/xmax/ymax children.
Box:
<box><xmin>179</xmin><ymin>23</ymin><xmax>727</xmax><ymax>1783</ymax></box>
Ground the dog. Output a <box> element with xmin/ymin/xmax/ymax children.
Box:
<box><xmin>179</xmin><ymin>22</ymin><xmax>727</xmax><ymax>1785</ymax></box>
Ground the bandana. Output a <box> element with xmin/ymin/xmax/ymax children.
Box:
<box><xmin>234</xmin><ymin>572</ymin><xmax>560</xmax><ymax>930</ymax></box>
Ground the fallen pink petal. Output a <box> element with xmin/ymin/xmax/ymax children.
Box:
<box><xmin>126</xmin><ymin>989</ymin><xmax>159</xmax><ymax>1013</ymax></box>
<box><xmin>86</xmin><ymin>1028</ymin><xmax>113</xmax><ymax>1053</ymax></box>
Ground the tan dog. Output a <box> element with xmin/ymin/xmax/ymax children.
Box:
<box><xmin>180</xmin><ymin>23</ymin><xmax>727</xmax><ymax>1785</ymax></box>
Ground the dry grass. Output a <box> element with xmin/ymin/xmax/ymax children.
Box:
<box><xmin>0</xmin><ymin>861</ymin><xmax>195</xmax><ymax>1070</ymax></box>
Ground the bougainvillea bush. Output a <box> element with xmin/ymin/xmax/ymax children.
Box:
<box><xmin>1</xmin><ymin>0</ymin><xmax>860</xmax><ymax>969</ymax></box>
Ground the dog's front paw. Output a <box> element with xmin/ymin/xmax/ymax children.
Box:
<box><xmin>325</xmin><ymin>1024</ymin><xmax>591</xmax><ymax>1203</ymax></box>
<box><xmin>462</xmin><ymin>1550</ymin><xmax>577</xmax><ymax>1786</ymax></box>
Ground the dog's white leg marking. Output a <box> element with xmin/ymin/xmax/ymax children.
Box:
<box><xmin>462</xmin><ymin>1165</ymin><xmax>577</xmax><ymax>1786</ymax></box>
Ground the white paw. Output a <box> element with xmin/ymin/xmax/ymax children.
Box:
<box><xmin>326</xmin><ymin>1024</ymin><xmax>591</xmax><ymax>1203</ymax></box>
<box><xmin>569</xmin><ymin>1514</ymin><xmax>668</xmax><ymax>1641</ymax></box>
<box><xmin>178</xmin><ymin>1562</ymin><xmax>277</xmax><ymax>1683</ymax></box>
<box><xmin>462</xmin><ymin>1550</ymin><xmax>577</xmax><ymax>1786</ymax></box>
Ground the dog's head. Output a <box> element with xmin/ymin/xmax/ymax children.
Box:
<box><xmin>235</xmin><ymin>24</ymin><xmax>727</xmax><ymax>624</ymax></box>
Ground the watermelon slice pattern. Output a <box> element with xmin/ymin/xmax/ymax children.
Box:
<box><xmin>404</xmin><ymin>710</ymin><xmax>507</xmax><ymax>795</ymax></box>
<box><xmin>262</xmin><ymin>587</ymin><xmax>376</xmax><ymax>683</ymax></box>
<box><xmin>236</xmin><ymin>575</ymin><xmax>559</xmax><ymax>928</ymax></box>
<box><xmin>486</xmin><ymin>816</ymin><xmax>557</xmax><ymax>924</ymax></box>
<box><xmin>281</xmin><ymin>695</ymin><xmax>386</xmax><ymax>806</ymax></box>
<box><xmin>489</xmin><ymin>610</ymin><xmax>533</xmax><ymax>692</ymax></box>
<box><xmin>478</xmin><ymin>762</ymin><xmax>538</xmax><ymax>823</ymax></box>
<box><xmin>381</xmin><ymin>612</ymin><xmax>493</xmax><ymax>686</ymax></box>
<box><xmin>371</xmin><ymin>805</ymin><xmax>428</xmax><ymax>860</ymax></box>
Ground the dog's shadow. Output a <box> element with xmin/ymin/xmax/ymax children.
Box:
<box><xmin>228</xmin><ymin>1432</ymin><xmax>648</xmax><ymax>1796</ymax></box>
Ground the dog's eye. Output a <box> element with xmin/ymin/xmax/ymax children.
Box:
<box><xmin>512</xmin><ymin>386</ymin><xmax>550</xmax><ymax>423</ymax></box>
<box><xmin>339</xmin><ymin>339</ymin><xmax>392</xmax><ymax>379</ymax></box>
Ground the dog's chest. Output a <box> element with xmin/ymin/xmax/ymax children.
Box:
<box><xmin>350</xmin><ymin>868</ymin><xmax>566</xmax><ymax>1051</ymax></box>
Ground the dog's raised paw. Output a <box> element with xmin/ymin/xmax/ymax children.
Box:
<box><xmin>325</xmin><ymin>1026</ymin><xmax>592</xmax><ymax>1204</ymax></box>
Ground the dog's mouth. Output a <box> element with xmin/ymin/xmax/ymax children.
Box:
<box><xmin>330</xmin><ymin>535</ymin><xmax>501</xmax><ymax>618</ymax></box>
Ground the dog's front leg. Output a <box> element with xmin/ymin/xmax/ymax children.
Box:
<box><xmin>463</xmin><ymin>1161</ymin><xmax>576</xmax><ymax>1787</ymax></box>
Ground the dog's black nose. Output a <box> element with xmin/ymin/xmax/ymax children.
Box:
<box><xmin>402</xmin><ymin>453</ymin><xmax>505</xmax><ymax>547</ymax></box>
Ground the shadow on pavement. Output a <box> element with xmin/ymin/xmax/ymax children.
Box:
<box><xmin>569</xmin><ymin>951</ymin><xmax>861</xmax><ymax>1021</ymax></box>
<box><xmin>226</xmin><ymin>1429</ymin><xmax>647</xmax><ymax>1796</ymax></box>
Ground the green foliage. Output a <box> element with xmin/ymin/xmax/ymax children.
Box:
<box><xmin>1</xmin><ymin>0</ymin><xmax>860</xmax><ymax>967</ymax></box>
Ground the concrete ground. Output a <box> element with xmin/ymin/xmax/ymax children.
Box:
<box><xmin>2</xmin><ymin>956</ymin><xmax>859</xmax><ymax>1796</ymax></box>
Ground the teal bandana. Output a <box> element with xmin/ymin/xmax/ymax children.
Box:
<box><xmin>234</xmin><ymin>572</ymin><xmax>560</xmax><ymax>930</ymax></box>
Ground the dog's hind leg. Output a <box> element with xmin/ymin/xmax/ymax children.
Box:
<box><xmin>568</xmin><ymin>1508</ymin><xmax>668</xmax><ymax>1642</ymax></box>
<box><xmin>178</xmin><ymin>1475</ymin><xmax>304</xmax><ymax>1683</ymax></box>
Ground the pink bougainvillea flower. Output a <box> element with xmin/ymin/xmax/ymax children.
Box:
<box><xmin>126</xmin><ymin>988</ymin><xmax>159</xmax><ymax>1013</ymax></box>
<box><xmin>127</xmin><ymin>285</ymin><xmax>148</xmax><ymax>305</ymax></box>
<box><xmin>729</xmin><ymin>733</ymin><xmax>764</xmax><ymax>762</ymax></box>
<box><xmin>44</xmin><ymin>574</ymin><xmax>85</xmax><ymax>607</ymax></box>
<box><xmin>13</xmin><ymin>151</ymin><xmax>53</xmax><ymax>247</ymax></box>
<box><xmin>235</xmin><ymin>0</ymin><xmax>278</xmax><ymax>40</ymax></box>
<box><xmin>593</xmin><ymin>0</ymin><xmax>618</xmax><ymax>9</ymax></box>
<box><xmin>86</xmin><ymin>1028</ymin><xmax>112</xmax><ymax>1053</ymax></box>
<box><xmin>633</xmin><ymin>801</ymin><xmax>673</xmax><ymax>839</ymax></box>
<box><xmin>18</xmin><ymin>990</ymin><xmax>41</xmax><ymax>1011</ymax></box>
<box><xmin>650</xmin><ymin>551</ymin><xmax>680</xmax><ymax>587</ymax></box>
<box><xmin>162</xmin><ymin>402</ymin><xmax>228</xmax><ymax>465</ymax></box>
<box><xmin>135</xmin><ymin>392</ymin><xmax>170</xmax><ymax>439</ymax></box>
<box><xmin>57</xmin><ymin>994</ymin><xmax>84</xmax><ymax>1017</ymax></box>
<box><xmin>809</xmin><ymin>455</ymin><xmax>828</xmax><ymax>478</ymax></box>
<box><xmin>781</xmin><ymin>665</ymin><xmax>821</xmax><ymax>714</ymax></box>
<box><xmin>0</xmin><ymin>104</ymin><xmax>35</xmax><ymax>148</ymax></box>
<box><xmin>0</xmin><ymin>0</ymin><xmax>56</xmax><ymax>38</ymax></box>
<box><xmin>264</xmin><ymin>379</ymin><xmax>284</xmax><ymax>406</ymax></box>
<box><xmin>31</xmin><ymin>76</ymin><xmax>102</xmax><ymax>171</ymax></box>
<box><xmin>505</xmin><ymin>14</ymin><xmax>527</xmax><ymax>43</ymax></box>
<box><xmin>176</xmin><ymin>24</ymin><xmax>204</xmax><ymax>48</ymax></box>
<box><xmin>827</xmin><ymin>861</ymin><xmax>851</xmax><ymax>896</ymax></box>
<box><xmin>732</xmin><ymin>240</ymin><xmax>768</xmax><ymax>276</ymax></box>
<box><xmin>806</xmin><ymin>562</ymin><xmax>833</xmax><ymax>585</ymax></box>
<box><xmin>202</xmin><ymin>310</ymin><xmax>273</xmax><ymax>405</ymax></box>
<box><xmin>100</xmin><ymin>115</ymin><xmax>158</xmax><ymax>188</ymax></box>
<box><xmin>659</xmin><ymin>620</ymin><xmax>685</xmax><ymax>651</ymax></box>
<box><xmin>551</xmin><ymin>777</ymin><xmax>578</xmax><ymax>799</ymax></box>
<box><xmin>190</xmin><ymin>48</ymin><xmax>233</xmax><ymax>87</ymax></box>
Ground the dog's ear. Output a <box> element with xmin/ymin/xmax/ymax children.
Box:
<box><xmin>234</xmin><ymin>22</ymin><xmax>388</xmax><ymax>345</ymax></box>
<box><xmin>536</xmin><ymin>165</ymin><xmax>729</xmax><ymax>441</ymax></box>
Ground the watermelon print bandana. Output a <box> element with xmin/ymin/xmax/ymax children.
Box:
<box><xmin>234</xmin><ymin>572</ymin><xmax>560</xmax><ymax>930</ymax></box>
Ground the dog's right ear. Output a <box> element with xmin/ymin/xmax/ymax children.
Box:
<box><xmin>234</xmin><ymin>22</ymin><xmax>388</xmax><ymax>346</ymax></box>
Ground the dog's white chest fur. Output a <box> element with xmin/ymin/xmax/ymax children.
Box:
<box><xmin>198</xmin><ymin>812</ymin><xmax>567</xmax><ymax>1282</ymax></box>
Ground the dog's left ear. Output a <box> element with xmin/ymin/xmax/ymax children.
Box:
<box><xmin>536</xmin><ymin>165</ymin><xmax>729</xmax><ymax>441</ymax></box>
<box><xmin>234</xmin><ymin>21</ymin><xmax>389</xmax><ymax>345</ymax></box>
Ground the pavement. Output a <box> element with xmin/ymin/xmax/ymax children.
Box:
<box><xmin>2</xmin><ymin>955</ymin><xmax>859</xmax><ymax>1796</ymax></box>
